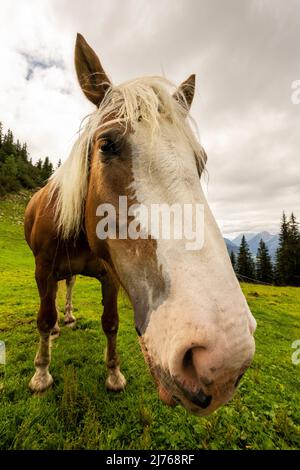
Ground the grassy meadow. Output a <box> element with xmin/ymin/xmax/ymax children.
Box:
<box><xmin>0</xmin><ymin>192</ymin><xmax>299</xmax><ymax>450</ymax></box>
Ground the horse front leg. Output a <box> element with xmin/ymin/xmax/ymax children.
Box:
<box><xmin>65</xmin><ymin>275</ymin><xmax>76</xmax><ymax>325</ymax></box>
<box><xmin>29</xmin><ymin>261</ymin><xmax>58</xmax><ymax>392</ymax></box>
<box><xmin>101</xmin><ymin>273</ymin><xmax>126</xmax><ymax>391</ymax></box>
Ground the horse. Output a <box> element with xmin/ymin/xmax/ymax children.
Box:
<box><xmin>24</xmin><ymin>33</ymin><xmax>256</xmax><ymax>416</ymax></box>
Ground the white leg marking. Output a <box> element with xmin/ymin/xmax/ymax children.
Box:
<box><xmin>104</xmin><ymin>347</ymin><xmax>126</xmax><ymax>391</ymax></box>
<box><xmin>29</xmin><ymin>333</ymin><xmax>53</xmax><ymax>392</ymax></box>
<box><xmin>65</xmin><ymin>276</ymin><xmax>76</xmax><ymax>325</ymax></box>
<box><xmin>51</xmin><ymin>320</ymin><xmax>60</xmax><ymax>337</ymax></box>
<box><xmin>105</xmin><ymin>366</ymin><xmax>127</xmax><ymax>391</ymax></box>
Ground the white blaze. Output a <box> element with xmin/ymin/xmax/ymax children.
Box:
<box><xmin>129</xmin><ymin>120</ymin><xmax>256</xmax><ymax>373</ymax></box>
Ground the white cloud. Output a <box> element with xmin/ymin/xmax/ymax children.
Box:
<box><xmin>0</xmin><ymin>0</ymin><xmax>93</xmax><ymax>164</ymax></box>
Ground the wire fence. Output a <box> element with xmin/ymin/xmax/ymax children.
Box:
<box><xmin>236</xmin><ymin>272</ymin><xmax>274</xmax><ymax>286</ymax></box>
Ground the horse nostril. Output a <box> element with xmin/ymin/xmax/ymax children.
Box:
<box><xmin>191</xmin><ymin>390</ymin><xmax>212</xmax><ymax>409</ymax></box>
<box><xmin>181</xmin><ymin>346</ymin><xmax>206</xmax><ymax>383</ymax></box>
<box><xmin>235</xmin><ymin>372</ymin><xmax>245</xmax><ymax>388</ymax></box>
<box><xmin>183</xmin><ymin>388</ymin><xmax>212</xmax><ymax>409</ymax></box>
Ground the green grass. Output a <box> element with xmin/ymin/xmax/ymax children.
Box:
<box><xmin>0</xmin><ymin>192</ymin><xmax>299</xmax><ymax>450</ymax></box>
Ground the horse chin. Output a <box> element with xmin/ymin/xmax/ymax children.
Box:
<box><xmin>138</xmin><ymin>336</ymin><xmax>175</xmax><ymax>406</ymax></box>
<box><xmin>175</xmin><ymin>385</ymin><xmax>235</xmax><ymax>417</ymax></box>
<box><xmin>157</xmin><ymin>381</ymin><xmax>224</xmax><ymax>416</ymax></box>
<box><xmin>158</xmin><ymin>384</ymin><xmax>177</xmax><ymax>407</ymax></box>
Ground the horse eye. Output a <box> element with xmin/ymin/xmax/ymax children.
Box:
<box><xmin>99</xmin><ymin>139</ymin><xmax>118</xmax><ymax>155</ymax></box>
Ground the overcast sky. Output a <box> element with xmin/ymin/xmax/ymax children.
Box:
<box><xmin>0</xmin><ymin>0</ymin><xmax>299</xmax><ymax>237</ymax></box>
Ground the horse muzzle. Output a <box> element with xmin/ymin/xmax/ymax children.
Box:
<box><xmin>139</xmin><ymin>327</ymin><xmax>255</xmax><ymax>416</ymax></box>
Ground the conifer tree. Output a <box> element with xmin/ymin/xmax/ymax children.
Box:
<box><xmin>0</xmin><ymin>121</ymin><xmax>55</xmax><ymax>195</ymax></box>
<box><xmin>35</xmin><ymin>159</ymin><xmax>43</xmax><ymax>171</ymax></box>
<box><xmin>20</xmin><ymin>143</ymin><xmax>28</xmax><ymax>161</ymax></box>
<box><xmin>237</xmin><ymin>235</ymin><xmax>255</xmax><ymax>281</ymax></box>
<box><xmin>256</xmin><ymin>239</ymin><xmax>273</xmax><ymax>283</ymax></box>
<box><xmin>275</xmin><ymin>212</ymin><xmax>291</xmax><ymax>285</ymax></box>
<box><xmin>230</xmin><ymin>251</ymin><xmax>236</xmax><ymax>272</ymax></box>
<box><xmin>288</xmin><ymin>213</ymin><xmax>300</xmax><ymax>285</ymax></box>
<box><xmin>41</xmin><ymin>157</ymin><xmax>54</xmax><ymax>181</ymax></box>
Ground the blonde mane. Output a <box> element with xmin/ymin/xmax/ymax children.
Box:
<box><xmin>49</xmin><ymin>76</ymin><xmax>206</xmax><ymax>239</ymax></box>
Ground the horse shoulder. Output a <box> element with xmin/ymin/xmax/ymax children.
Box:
<box><xmin>24</xmin><ymin>184</ymin><xmax>57</xmax><ymax>255</ymax></box>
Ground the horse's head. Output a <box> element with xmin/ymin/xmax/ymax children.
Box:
<box><xmin>73</xmin><ymin>34</ymin><xmax>256</xmax><ymax>416</ymax></box>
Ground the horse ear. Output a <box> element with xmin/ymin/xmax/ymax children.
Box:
<box><xmin>173</xmin><ymin>74</ymin><xmax>196</xmax><ymax>111</ymax></box>
<box><xmin>75</xmin><ymin>33</ymin><xmax>111</xmax><ymax>107</ymax></box>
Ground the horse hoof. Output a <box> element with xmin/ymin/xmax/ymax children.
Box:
<box><xmin>29</xmin><ymin>370</ymin><xmax>53</xmax><ymax>392</ymax></box>
<box><xmin>64</xmin><ymin>316</ymin><xmax>76</xmax><ymax>327</ymax></box>
<box><xmin>51</xmin><ymin>328</ymin><xmax>60</xmax><ymax>338</ymax></box>
<box><xmin>105</xmin><ymin>368</ymin><xmax>127</xmax><ymax>392</ymax></box>
<box><xmin>51</xmin><ymin>323</ymin><xmax>60</xmax><ymax>337</ymax></box>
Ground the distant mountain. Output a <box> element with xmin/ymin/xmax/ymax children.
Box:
<box><xmin>224</xmin><ymin>238</ymin><xmax>239</xmax><ymax>256</ymax></box>
<box><xmin>232</xmin><ymin>233</ymin><xmax>256</xmax><ymax>245</ymax></box>
<box><xmin>224</xmin><ymin>231</ymin><xmax>279</xmax><ymax>261</ymax></box>
<box><xmin>248</xmin><ymin>231</ymin><xmax>274</xmax><ymax>255</ymax></box>
<box><xmin>265</xmin><ymin>234</ymin><xmax>280</xmax><ymax>260</ymax></box>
